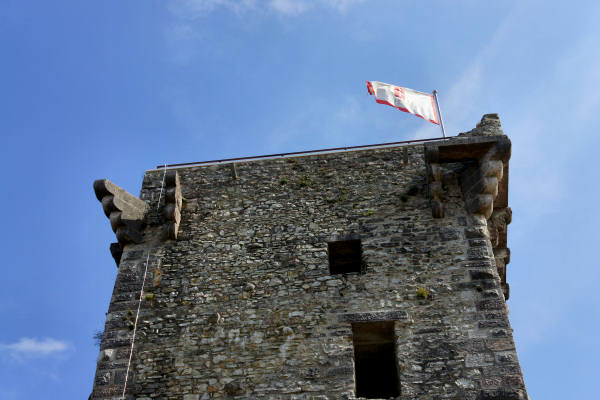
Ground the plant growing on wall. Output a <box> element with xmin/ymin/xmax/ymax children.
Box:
<box><xmin>416</xmin><ymin>286</ymin><xmax>431</xmax><ymax>300</ymax></box>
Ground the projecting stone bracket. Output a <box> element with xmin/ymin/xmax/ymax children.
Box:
<box><xmin>161</xmin><ymin>170</ymin><xmax>182</xmax><ymax>240</ymax></box>
<box><xmin>460</xmin><ymin>141</ymin><xmax>510</xmax><ymax>219</ymax></box>
<box><xmin>425</xmin><ymin>115</ymin><xmax>510</xmax><ymax>219</ymax></box>
<box><xmin>488</xmin><ymin>207</ymin><xmax>512</xmax><ymax>250</ymax></box>
<box><xmin>426</xmin><ymin>162</ymin><xmax>445</xmax><ymax>218</ymax></box>
<box><xmin>94</xmin><ymin>179</ymin><xmax>149</xmax><ymax>249</ymax></box>
<box><xmin>424</xmin><ymin>114</ymin><xmax>513</xmax><ymax>299</ymax></box>
<box><xmin>489</xmin><ymin>207</ymin><xmax>512</xmax><ymax>298</ymax></box>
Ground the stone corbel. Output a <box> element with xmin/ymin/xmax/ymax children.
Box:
<box><xmin>424</xmin><ymin>121</ymin><xmax>510</xmax><ymax>219</ymax></box>
<box><xmin>94</xmin><ymin>179</ymin><xmax>149</xmax><ymax>245</ymax></box>
<box><xmin>428</xmin><ymin>163</ymin><xmax>444</xmax><ymax>218</ymax></box>
<box><xmin>488</xmin><ymin>207</ymin><xmax>512</xmax><ymax>249</ymax></box>
<box><xmin>424</xmin><ymin>114</ymin><xmax>513</xmax><ymax>299</ymax></box>
<box><xmin>459</xmin><ymin>137</ymin><xmax>510</xmax><ymax>219</ymax></box>
<box><xmin>494</xmin><ymin>248</ymin><xmax>511</xmax><ymax>299</ymax></box>
<box><xmin>458</xmin><ymin>137</ymin><xmax>511</xmax><ymax>299</ymax></box>
<box><xmin>424</xmin><ymin>145</ymin><xmax>443</xmax><ymax>219</ymax></box>
<box><xmin>162</xmin><ymin>170</ymin><xmax>182</xmax><ymax>240</ymax></box>
<box><xmin>488</xmin><ymin>207</ymin><xmax>512</xmax><ymax>299</ymax></box>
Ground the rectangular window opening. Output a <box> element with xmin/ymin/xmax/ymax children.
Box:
<box><xmin>352</xmin><ymin>321</ymin><xmax>400</xmax><ymax>399</ymax></box>
<box><xmin>328</xmin><ymin>239</ymin><xmax>362</xmax><ymax>275</ymax></box>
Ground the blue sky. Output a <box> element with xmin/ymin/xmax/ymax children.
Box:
<box><xmin>1</xmin><ymin>1</ymin><xmax>599</xmax><ymax>398</ymax></box>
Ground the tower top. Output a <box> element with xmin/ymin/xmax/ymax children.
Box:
<box><xmin>90</xmin><ymin>115</ymin><xmax>526</xmax><ymax>400</ymax></box>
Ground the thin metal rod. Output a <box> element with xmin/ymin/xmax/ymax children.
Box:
<box><xmin>432</xmin><ymin>90</ymin><xmax>447</xmax><ymax>138</ymax></box>
<box><xmin>156</xmin><ymin>164</ymin><xmax>167</xmax><ymax>207</ymax></box>
<box><xmin>155</xmin><ymin>136</ymin><xmax>453</xmax><ymax>169</ymax></box>
<box><xmin>121</xmin><ymin>249</ymin><xmax>152</xmax><ymax>400</ymax></box>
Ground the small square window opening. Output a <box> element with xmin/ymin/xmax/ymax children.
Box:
<box><xmin>328</xmin><ymin>239</ymin><xmax>362</xmax><ymax>275</ymax></box>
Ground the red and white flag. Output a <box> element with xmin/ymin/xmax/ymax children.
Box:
<box><xmin>367</xmin><ymin>81</ymin><xmax>439</xmax><ymax>125</ymax></box>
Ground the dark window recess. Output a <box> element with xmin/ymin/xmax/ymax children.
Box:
<box><xmin>328</xmin><ymin>239</ymin><xmax>362</xmax><ymax>275</ymax></box>
<box><xmin>352</xmin><ymin>321</ymin><xmax>400</xmax><ymax>399</ymax></box>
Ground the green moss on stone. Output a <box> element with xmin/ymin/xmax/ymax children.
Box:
<box><xmin>416</xmin><ymin>286</ymin><xmax>431</xmax><ymax>300</ymax></box>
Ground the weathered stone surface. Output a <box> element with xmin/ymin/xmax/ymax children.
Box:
<box><xmin>340</xmin><ymin>310</ymin><xmax>409</xmax><ymax>322</ymax></box>
<box><xmin>90</xmin><ymin>116</ymin><xmax>527</xmax><ymax>399</ymax></box>
<box><xmin>425</xmin><ymin>116</ymin><xmax>513</xmax><ymax>300</ymax></box>
<box><xmin>459</xmin><ymin>113</ymin><xmax>505</xmax><ymax>137</ymax></box>
<box><xmin>161</xmin><ymin>170</ymin><xmax>182</xmax><ymax>240</ymax></box>
<box><xmin>93</xmin><ymin>179</ymin><xmax>148</xmax><ymax>245</ymax></box>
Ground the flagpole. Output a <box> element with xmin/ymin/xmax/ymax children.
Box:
<box><xmin>432</xmin><ymin>90</ymin><xmax>446</xmax><ymax>138</ymax></box>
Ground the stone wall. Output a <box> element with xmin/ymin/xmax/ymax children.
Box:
<box><xmin>91</xmin><ymin>115</ymin><xmax>527</xmax><ymax>400</ymax></box>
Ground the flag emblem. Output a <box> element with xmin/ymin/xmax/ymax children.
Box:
<box><xmin>367</xmin><ymin>81</ymin><xmax>439</xmax><ymax>125</ymax></box>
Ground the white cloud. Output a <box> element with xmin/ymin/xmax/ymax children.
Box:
<box><xmin>409</xmin><ymin>3</ymin><xmax>519</xmax><ymax>141</ymax></box>
<box><xmin>167</xmin><ymin>0</ymin><xmax>364</xmax><ymax>17</ymax></box>
<box><xmin>398</xmin><ymin>1</ymin><xmax>600</xmax><ymax>356</ymax></box>
<box><xmin>168</xmin><ymin>0</ymin><xmax>233</xmax><ymax>18</ymax></box>
<box><xmin>164</xmin><ymin>0</ymin><xmax>365</xmax><ymax>67</ymax></box>
<box><xmin>428</xmin><ymin>3</ymin><xmax>600</xmax><ymax>358</ymax></box>
<box><xmin>410</xmin><ymin>0</ymin><xmax>594</xmax><ymax>219</ymax></box>
<box><xmin>326</xmin><ymin>0</ymin><xmax>365</xmax><ymax>13</ymax></box>
<box><xmin>269</xmin><ymin>0</ymin><xmax>308</xmax><ymax>16</ymax></box>
<box><xmin>1</xmin><ymin>338</ymin><xmax>69</xmax><ymax>358</ymax></box>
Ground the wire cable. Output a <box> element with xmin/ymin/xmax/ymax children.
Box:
<box><xmin>120</xmin><ymin>164</ymin><xmax>167</xmax><ymax>399</ymax></box>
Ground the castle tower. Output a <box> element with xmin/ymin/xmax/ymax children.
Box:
<box><xmin>90</xmin><ymin>115</ymin><xmax>527</xmax><ymax>399</ymax></box>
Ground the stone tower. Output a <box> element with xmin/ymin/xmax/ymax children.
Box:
<box><xmin>90</xmin><ymin>115</ymin><xmax>527</xmax><ymax>399</ymax></box>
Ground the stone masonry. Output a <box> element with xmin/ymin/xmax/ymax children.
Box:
<box><xmin>90</xmin><ymin>114</ymin><xmax>528</xmax><ymax>399</ymax></box>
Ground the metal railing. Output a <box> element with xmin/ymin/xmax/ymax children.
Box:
<box><xmin>156</xmin><ymin>136</ymin><xmax>452</xmax><ymax>169</ymax></box>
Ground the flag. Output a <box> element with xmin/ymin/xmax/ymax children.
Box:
<box><xmin>367</xmin><ymin>81</ymin><xmax>439</xmax><ymax>125</ymax></box>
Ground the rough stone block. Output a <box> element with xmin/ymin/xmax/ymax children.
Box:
<box><xmin>339</xmin><ymin>310</ymin><xmax>409</xmax><ymax>322</ymax></box>
<box><xmin>465</xmin><ymin>353</ymin><xmax>494</xmax><ymax>368</ymax></box>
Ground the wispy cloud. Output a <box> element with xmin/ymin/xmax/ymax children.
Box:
<box><xmin>399</xmin><ymin>1</ymin><xmax>600</xmax><ymax>355</ymax></box>
<box><xmin>409</xmin><ymin>0</ymin><xmax>581</xmax><ymax>218</ymax></box>
<box><xmin>326</xmin><ymin>0</ymin><xmax>365</xmax><ymax>13</ymax></box>
<box><xmin>269</xmin><ymin>0</ymin><xmax>308</xmax><ymax>16</ymax></box>
<box><xmin>409</xmin><ymin>4</ymin><xmax>519</xmax><ymax>141</ymax></box>
<box><xmin>167</xmin><ymin>0</ymin><xmax>364</xmax><ymax>17</ymax></box>
<box><xmin>168</xmin><ymin>0</ymin><xmax>254</xmax><ymax>18</ymax></box>
<box><xmin>474</xmin><ymin>9</ymin><xmax>600</xmax><ymax>360</ymax></box>
<box><xmin>164</xmin><ymin>0</ymin><xmax>365</xmax><ymax>70</ymax></box>
<box><xmin>0</xmin><ymin>338</ymin><xmax>70</xmax><ymax>358</ymax></box>
<box><xmin>268</xmin><ymin>0</ymin><xmax>363</xmax><ymax>16</ymax></box>
<box><xmin>409</xmin><ymin>61</ymin><xmax>484</xmax><ymax>141</ymax></box>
